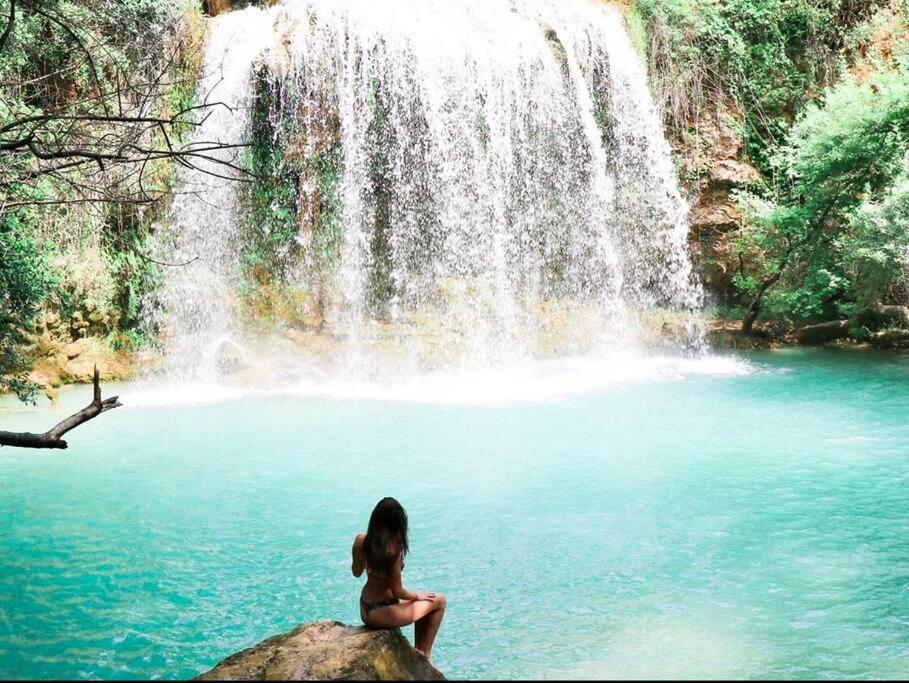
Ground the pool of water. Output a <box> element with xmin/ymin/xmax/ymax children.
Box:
<box><xmin>2</xmin><ymin>348</ymin><xmax>909</xmax><ymax>679</ymax></box>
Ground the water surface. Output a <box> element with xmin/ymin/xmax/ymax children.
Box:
<box><xmin>1</xmin><ymin>349</ymin><xmax>908</xmax><ymax>679</ymax></box>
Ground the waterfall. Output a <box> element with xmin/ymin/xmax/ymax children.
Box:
<box><xmin>151</xmin><ymin>6</ymin><xmax>278</xmax><ymax>381</ymax></box>
<box><xmin>153</xmin><ymin>0</ymin><xmax>703</xmax><ymax>388</ymax></box>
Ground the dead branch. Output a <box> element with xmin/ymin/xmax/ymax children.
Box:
<box><xmin>0</xmin><ymin>366</ymin><xmax>122</xmax><ymax>449</ymax></box>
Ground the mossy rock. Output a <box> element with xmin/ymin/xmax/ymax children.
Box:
<box><xmin>196</xmin><ymin>621</ymin><xmax>445</xmax><ymax>681</ymax></box>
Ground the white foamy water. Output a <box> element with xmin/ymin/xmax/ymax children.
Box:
<box><xmin>151</xmin><ymin>0</ymin><xmax>707</xmax><ymax>393</ymax></box>
<box><xmin>127</xmin><ymin>352</ymin><xmax>751</xmax><ymax>407</ymax></box>
<box><xmin>151</xmin><ymin>6</ymin><xmax>278</xmax><ymax>381</ymax></box>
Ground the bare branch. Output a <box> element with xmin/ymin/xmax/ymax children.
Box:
<box><xmin>0</xmin><ymin>366</ymin><xmax>122</xmax><ymax>449</ymax></box>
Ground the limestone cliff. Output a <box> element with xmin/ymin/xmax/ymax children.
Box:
<box><xmin>673</xmin><ymin>100</ymin><xmax>762</xmax><ymax>304</ymax></box>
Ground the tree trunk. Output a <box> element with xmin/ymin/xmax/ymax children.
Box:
<box><xmin>741</xmin><ymin>269</ymin><xmax>783</xmax><ymax>334</ymax></box>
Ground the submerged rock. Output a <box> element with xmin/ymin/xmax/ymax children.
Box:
<box><xmin>196</xmin><ymin>621</ymin><xmax>445</xmax><ymax>681</ymax></box>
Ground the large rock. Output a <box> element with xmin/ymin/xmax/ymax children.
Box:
<box><xmin>674</xmin><ymin>99</ymin><xmax>762</xmax><ymax>297</ymax></box>
<box><xmin>196</xmin><ymin>621</ymin><xmax>445</xmax><ymax>681</ymax></box>
<box><xmin>852</xmin><ymin>303</ymin><xmax>909</xmax><ymax>331</ymax></box>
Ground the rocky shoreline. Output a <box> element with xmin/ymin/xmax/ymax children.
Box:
<box><xmin>706</xmin><ymin>305</ymin><xmax>909</xmax><ymax>352</ymax></box>
<box><xmin>8</xmin><ymin>311</ymin><xmax>907</xmax><ymax>403</ymax></box>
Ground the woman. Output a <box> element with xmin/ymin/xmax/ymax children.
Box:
<box><xmin>352</xmin><ymin>497</ymin><xmax>447</xmax><ymax>660</ymax></box>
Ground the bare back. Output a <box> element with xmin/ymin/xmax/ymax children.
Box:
<box><xmin>352</xmin><ymin>532</ymin><xmax>401</xmax><ymax>603</ymax></box>
<box><xmin>350</xmin><ymin>527</ymin><xmax>446</xmax><ymax>660</ymax></box>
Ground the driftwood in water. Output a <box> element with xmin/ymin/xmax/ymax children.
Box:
<box><xmin>0</xmin><ymin>366</ymin><xmax>122</xmax><ymax>449</ymax></box>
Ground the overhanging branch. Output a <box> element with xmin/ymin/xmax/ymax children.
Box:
<box><xmin>0</xmin><ymin>366</ymin><xmax>122</xmax><ymax>449</ymax></box>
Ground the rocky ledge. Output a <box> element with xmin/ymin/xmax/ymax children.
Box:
<box><xmin>196</xmin><ymin>621</ymin><xmax>445</xmax><ymax>681</ymax></box>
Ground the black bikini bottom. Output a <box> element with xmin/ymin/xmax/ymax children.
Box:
<box><xmin>360</xmin><ymin>596</ymin><xmax>400</xmax><ymax>613</ymax></box>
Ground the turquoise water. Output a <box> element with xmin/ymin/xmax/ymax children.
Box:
<box><xmin>1</xmin><ymin>348</ymin><xmax>909</xmax><ymax>679</ymax></box>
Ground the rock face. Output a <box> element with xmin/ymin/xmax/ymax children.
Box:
<box><xmin>196</xmin><ymin>621</ymin><xmax>445</xmax><ymax>681</ymax></box>
<box><xmin>671</xmin><ymin>99</ymin><xmax>762</xmax><ymax>300</ymax></box>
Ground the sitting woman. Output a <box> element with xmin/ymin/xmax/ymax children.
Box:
<box><xmin>352</xmin><ymin>497</ymin><xmax>447</xmax><ymax>660</ymax></box>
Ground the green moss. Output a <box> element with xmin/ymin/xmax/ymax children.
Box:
<box><xmin>624</xmin><ymin>4</ymin><xmax>649</xmax><ymax>64</ymax></box>
<box><xmin>240</xmin><ymin>66</ymin><xmax>345</xmax><ymax>312</ymax></box>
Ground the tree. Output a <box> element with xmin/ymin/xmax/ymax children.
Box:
<box><xmin>735</xmin><ymin>68</ymin><xmax>909</xmax><ymax>333</ymax></box>
<box><xmin>0</xmin><ymin>0</ymin><xmax>252</xmax><ymax>446</ymax></box>
<box><xmin>0</xmin><ymin>0</ymin><xmax>250</xmax><ymax>212</ymax></box>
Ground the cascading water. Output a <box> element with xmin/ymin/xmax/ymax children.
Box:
<box><xmin>150</xmin><ymin>6</ymin><xmax>278</xmax><ymax>381</ymax></box>
<box><xmin>152</xmin><ymin>0</ymin><xmax>705</xmax><ymax>392</ymax></box>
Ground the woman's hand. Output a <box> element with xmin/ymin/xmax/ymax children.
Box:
<box><xmin>414</xmin><ymin>592</ymin><xmax>437</xmax><ymax>602</ymax></box>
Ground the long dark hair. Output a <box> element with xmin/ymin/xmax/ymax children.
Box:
<box><xmin>364</xmin><ymin>497</ymin><xmax>409</xmax><ymax>575</ymax></box>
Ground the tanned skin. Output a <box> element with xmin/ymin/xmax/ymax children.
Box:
<box><xmin>352</xmin><ymin>533</ymin><xmax>447</xmax><ymax>660</ymax></box>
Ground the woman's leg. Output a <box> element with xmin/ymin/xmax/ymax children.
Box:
<box><xmin>365</xmin><ymin>594</ymin><xmax>447</xmax><ymax>658</ymax></box>
<box><xmin>414</xmin><ymin>594</ymin><xmax>446</xmax><ymax>658</ymax></box>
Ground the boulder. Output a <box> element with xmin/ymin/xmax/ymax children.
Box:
<box><xmin>869</xmin><ymin>328</ymin><xmax>909</xmax><ymax>349</ymax></box>
<box><xmin>852</xmin><ymin>303</ymin><xmax>909</xmax><ymax>331</ymax></box>
<box><xmin>215</xmin><ymin>339</ymin><xmax>251</xmax><ymax>375</ymax></box>
<box><xmin>196</xmin><ymin>621</ymin><xmax>445</xmax><ymax>681</ymax></box>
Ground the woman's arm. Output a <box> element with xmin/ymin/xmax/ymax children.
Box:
<box><xmin>390</xmin><ymin>555</ymin><xmax>436</xmax><ymax>602</ymax></box>
<box><xmin>390</xmin><ymin>555</ymin><xmax>418</xmax><ymax>600</ymax></box>
<box><xmin>352</xmin><ymin>533</ymin><xmax>366</xmax><ymax>577</ymax></box>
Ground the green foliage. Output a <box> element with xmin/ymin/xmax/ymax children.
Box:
<box><xmin>735</xmin><ymin>67</ymin><xmax>909</xmax><ymax>320</ymax></box>
<box><xmin>105</xmin><ymin>246</ymin><xmax>163</xmax><ymax>330</ymax></box>
<box><xmin>0</xmin><ymin>207</ymin><xmax>57</xmax><ymax>402</ymax></box>
<box><xmin>313</xmin><ymin>145</ymin><xmax>344</xmax><ymax>271</ymax></box>
<box><xmin>0</xmin><ymin>0</ymin><xmax>205</xmax><ymax>399</ymax></box>
<box><xmin>844</xmin><ymin>173</ymin><xmax>909</xmax><ymax>303</ymax></box>
<box><xmin>105</xmin><ymin>329</ymin><xmax>148</xmax><ymax>352</ymax></box>
<box><xmin>635</xmin><ymin>0</ymin><xmax>909</xmax><ymax>326</ymax></box>
<box><xmin>242</xmin><ymin>75</ymin><xmax>303</xmax><ymax>284</ymax></box>
<box><xmin>243</xmin><ymin>146</ymin><xmax>301</xmax><ymax>281</ymax></box>
<box><xmin>634</xmin><ymin>0</ymin><xmax>889</xmax><ymax>172</ymax></box>
<box><xmin>242</xmin><ymin>69</ymin><xmax>344</xmax><ymax>294</ymax></box>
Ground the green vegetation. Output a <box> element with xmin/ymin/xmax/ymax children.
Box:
<box><xmin>736</xmin><ymin>68</ymin><xmax>909</xmax><ymax>329</ymax></box>
<box><xmin>0</xmin><ymin>207</ymin><xmax>56</xmax><ymax>401</ymax></box>
<box><xmin>242</xmin><ymin>70</ymin><xmax>344</xmax><ymax>289</ymax></box>
<box><xmin>633</xmin><ymin>0</ymin><xmax>909</xmax><ymax>332</ymax></box>
<box><xmin>237</xmin><ymin>67</ymin><xmax>344</xmax><ymax>329</ymax></box>
<box><xmin>0</xmin><ymin>0</ymin><xmax>206</xmax><ymax>399</ymax></box>
<box><xmin>243</xmin><ymin>91</ymin><xmax>303</xmax><ymax>286</ymax></box>
<box><xmin>634</xmin><ymin>0</ymin><xmax>889</xmax><ymax>171</ymax></box>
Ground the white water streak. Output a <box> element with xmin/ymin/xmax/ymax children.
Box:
<box><xmin>153</xmin><ymin>0</ymin><xmax>705</xmax><ymax>388</ymax></box>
